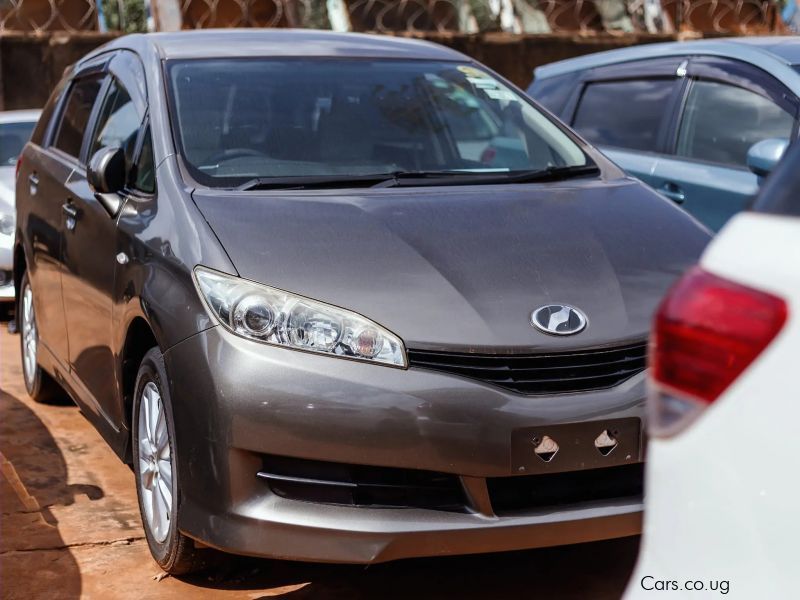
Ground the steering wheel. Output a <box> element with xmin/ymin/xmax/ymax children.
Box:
<box><xmin>206</xmin><ymin>148</ymin><xmax>267</xmax><ymax>164</ymax></box>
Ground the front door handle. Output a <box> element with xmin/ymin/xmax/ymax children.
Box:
<box><xmin>659</xmin><ymin>182</ymin><xmax>685</xmax><ymax>205</ymax></box>
<box><xmin>62</xmin><ymin>202</ymin><xmax>79</xmax><ymax>231</ymax></box>
<box><xmin>28</xmin><ymin>173</ymin><xmax>39</xmax><ymax>195</ymax></box>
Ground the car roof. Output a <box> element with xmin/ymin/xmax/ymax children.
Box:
<box><xmin>0</xmin><ymin>109</ymin><xmax>41</xmax><ymax>124</ymax></box>
<box><xmin>87</xmin><ymin>29</ymin><xmax>470</xmax><ymax>63</ymax></box>
<box><xmin>534</xmin><ymin>37</ymin><xmax>800</xmax><ymax>81</ymax></box>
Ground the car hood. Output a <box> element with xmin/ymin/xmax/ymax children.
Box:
<box><xmin>192</xmin><ymin>178</ymin><xmax>709</xmax><ymax>352</ymax></box>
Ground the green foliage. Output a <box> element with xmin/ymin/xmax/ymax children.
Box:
<box><xmin>101</xmin><ymin>0</ymin><xmax>147</xmax><ymax>33</ymax></box>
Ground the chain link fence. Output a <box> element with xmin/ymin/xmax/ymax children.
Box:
<box><xmin>0</xmin><ymin>0</ymin><xmax>785</xmax><ymax>34</ymax></box>
<box><xmin>342</xmin><ymin>0</ymin><xmax>779</xmax><ymax>33</ymax></box>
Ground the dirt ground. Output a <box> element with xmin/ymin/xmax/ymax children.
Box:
<box><xmin>0</xmin><ymin>324</ymin><xmax>640</xmax><ymax>599</ymax></box>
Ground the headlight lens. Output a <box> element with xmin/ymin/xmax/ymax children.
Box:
<box><xmin>0</xmin><ymin>213</ymin><xmax>14</xmax><ymax>236</ymax></box>
<box><xmin>194</xmin><ymin>267</ymin><xmax>406</xmax><ymax>367</ymax></box>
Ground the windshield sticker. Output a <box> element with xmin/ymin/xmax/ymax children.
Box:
<box><xmin>457</xmin><ymin>65</ymin><xmax>488</xmax><ymax>78</ymax></box>
<box><xmin>485</xmin><ymin>89</ymin><xmax>518</xmax><ymax>102</ymax></box>
<box><xmin>467</xmin><ymin>77</ymin><xmax>498</xmax><ymax>89</ymax></box>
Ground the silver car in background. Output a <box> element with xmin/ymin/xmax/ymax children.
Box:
<box><xmin>1</xmin><ymin>110</ymin><xmax>40</xmax><ymax>304</ymax></box>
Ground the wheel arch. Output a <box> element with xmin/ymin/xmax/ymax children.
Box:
<box><xmin>120</xmin><ymin>316</ymin><xmax>159</xmax><ymax>463</ymax></box>
<box><xmin>13</xmin><ymin>242</ymin><xmax>27</xmax><ymax>328</ymax></box>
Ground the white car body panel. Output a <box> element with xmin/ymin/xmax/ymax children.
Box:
<box><xmin>0</xmin><ymin>110</ymin><xmax>41</xmax><ymax>301</ymax></box>
<box><xmin>0</xmin><ymin>109</ymin><xmax>41</xmax><ymax>125</ymax></box>
<box><xmin>626</xmin><ymin>212</ymin><xmax>800</xmax><ymax>599</ymax></box>
<box><xmin>0</xmin><ymin>173</ymin><xmax>16</xmax><ymax>300</ymax></box>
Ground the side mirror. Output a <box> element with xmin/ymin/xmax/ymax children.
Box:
<box><xmin>746</xmin><ymin>138</ymin><xmax>789</xmax><ymax>179</ymax></box>
<box><xmin>87</xmin><ymin>146</ymin><xmax>126</xmax><ymax>217</ymax></box>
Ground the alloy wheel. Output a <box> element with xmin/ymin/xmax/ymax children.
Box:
<box><xmin>137</xmin><ymin>381</ymin><xmax>174</xmax><ymax>543</ymax></box>
<box><xmin>21</xmin><ymin>284</ymin><xmax>37</xmax><ymax>387</ymax></box>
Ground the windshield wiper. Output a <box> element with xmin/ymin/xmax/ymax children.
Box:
<box><xmin>235</xmin><ymin>164</ymin><xmax>599</xmax><ymax>191</ymax></box>
<box><xmin>236</xmin><ymin>173</ymin><xmax>398</xmax><ymax>191</ymax></box>
<box><xmin>373</xmin><ymin>164</ymin><xmax>600</xmax><ymax>188</ymax></box>
<box><xmin>505</xmin><ymin>164</ymin><xmax>601</xmax><ymax>183</ymax></box>
<box><xmin>235</xmin><ymin>171</ymin><xmax>502</xmax><ymax>190</ymax></box>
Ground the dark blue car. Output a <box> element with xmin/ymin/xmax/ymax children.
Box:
<box><xmin>528</xmin><ymin>37</ymin><xmax>800</xmax><ymax>231</ymax></box>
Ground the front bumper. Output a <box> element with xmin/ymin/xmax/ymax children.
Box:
<box><xmin>181</xmin><ymin>493</ymin><xmax>642</xmax><ymax>563</ymax></box>
<box><xmin>164</xmin><ymin>325</ymin><xmax>646</xmax><ymax>563</ymax></box>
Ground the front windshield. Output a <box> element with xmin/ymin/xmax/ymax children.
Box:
<box><xmin>0</xmin><ymin>121</ymin><xmax>36</xmax><ymax>166</ymax></box>
<box><xmin>166</xmin><ymin>59</ymin><xmax>588</xmax><ymax>187</ymax></box>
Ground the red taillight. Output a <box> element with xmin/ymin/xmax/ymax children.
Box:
<box><xmin>653</xmin><ymin>266</ymin><xmax>787</xmax><ymax>405</ymax></box>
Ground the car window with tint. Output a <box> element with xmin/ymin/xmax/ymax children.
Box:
<box><xmin>572</xmin><ymin>79</ymin><xmax>675</xmax><ymax>152</ymax></box>
<box><xmin>88</xmin><ymin>78</ymin><xmax>142</xmax><ymax>161</ymax></box>
<box><xmin>166</xmin><ymin>59</ymin><xmax>587</xmax><ymax>187</ymax></box>
<box><xmin>53</xmin><ymin>75</ymin><xmax>104</xmax><ymax>160</ymax></box>
<box><xmin>0</xmin><ymin>121</ymin><xmax>36</xmax><ymax>166</ymax></box>
<box><xmin>528</xmin><ymin>71</ymin><xmax>581</xmax><ymax>117</ymax></box>
<box><xmin>676</xmin><ymin>80</ymin><xmax>795</xmax><ymax>168</ymax></box>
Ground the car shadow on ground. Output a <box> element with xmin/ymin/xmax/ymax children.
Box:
<box><xmin>175</xmin><ymin>535</ymin><xmax>640</xmax><ymax>599</ymax></box>
<box><xmin>0</xmin><ymin>388</ymin><xmax>96</xmax><ymax>600</ymax></box>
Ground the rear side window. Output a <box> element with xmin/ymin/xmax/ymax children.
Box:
<box><xmin>572</xmin><ymin>79</ymin><xmax>675</xmax><ymax>152</ymax></box>
<box><xmin>52</xmin><ymin>75</ymin><xmax>104</xmax><ymax>159</ymax></box>
<box><xmin>676</xmin><ymin>80</ymin><xmax>795</xmax><ymax>168</ymax></box>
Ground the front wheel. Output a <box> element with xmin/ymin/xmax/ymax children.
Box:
<box><xmin>132</xmin><ymin>347</ymin><xmax>209</xmax><ymax>575</ymax></box>
<box><xmin>18</xmin><ymin>272</ymin><xmax>65</xmax><ymax>404</ymax></box>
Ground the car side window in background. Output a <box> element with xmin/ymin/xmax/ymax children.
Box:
<box><xmin>88</xmin><ymin>78</ymin><xmax>141</xmax><ymax>160</ymax></box>
<box><xmin>133</xmin><ymin>127</ymin><xmax>155</xmax><ymax>194</ymax></box>
<box><xmin>528</xmin><ymin>71</ymin><xmax>581</xmax><ymax>117</ymax></box>
<box><xmin>0</xmin><ymin>121</ymin><xmax>36</xmax><ymax>166</ymax></box>
<box><xmin>572</xmin><ymin>79</ymin><xmax>675</xmax><ymax>152</ymax></box>
<box><xmin>676</xmin><ymin>80</ymin><xmax>794</xmax><ymax>168</ymax></box>
<box><xmin>53</xmin><ymin>75</ymin><xmax>104</xmax><ymax>159</ymax></box>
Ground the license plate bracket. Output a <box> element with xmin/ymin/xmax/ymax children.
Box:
<box><xmin>511</xmin><ymin>417</ymin><xmax>642</xmax><ymax>475</ymax></box>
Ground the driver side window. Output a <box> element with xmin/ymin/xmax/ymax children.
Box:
<box><xmin>88</xmin><ymin>77</ymin><xmax>142</xmax><ymax>170</ymax></box>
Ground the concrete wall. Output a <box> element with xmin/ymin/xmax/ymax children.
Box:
<box><xmin>0</xmin><ymin>30</ymin><xmax>690</xmax><ymax>110</ymax></box>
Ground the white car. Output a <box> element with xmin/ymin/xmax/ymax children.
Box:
<box><xmin>0</xmin><ymin>109</ymin><xmax>40</xmax><ymax>304</ymax></box>
<box><xmin>626</xmin><ymin>144</ymin><xmax>800</xmax><ymax>598</ymax></box>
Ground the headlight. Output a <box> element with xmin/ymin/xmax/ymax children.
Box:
<box><xmin>0</xmin><ymin>213</ymin><xmax>14</xmax><ymax>236</ymax></box>
<box><xmin>194</xmin><ymin>266</ymin><xmax>406</xmax><ymax>367</ymax></box>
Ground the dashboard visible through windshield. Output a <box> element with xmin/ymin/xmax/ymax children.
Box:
<box><xmin>166</xmin><ymin>58</ymin><xmax>589</xmax><ymax>188</ymax></box>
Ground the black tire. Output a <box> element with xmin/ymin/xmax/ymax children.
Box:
<box><xmin>132</xmin><ymin>347</ymin><xmax>209</xmax><ymax>575</ymax></box>
<box><xmin>18</xmin><ymin>271</ymin><xmax>66</xmax><ymax>404</ymax></box>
